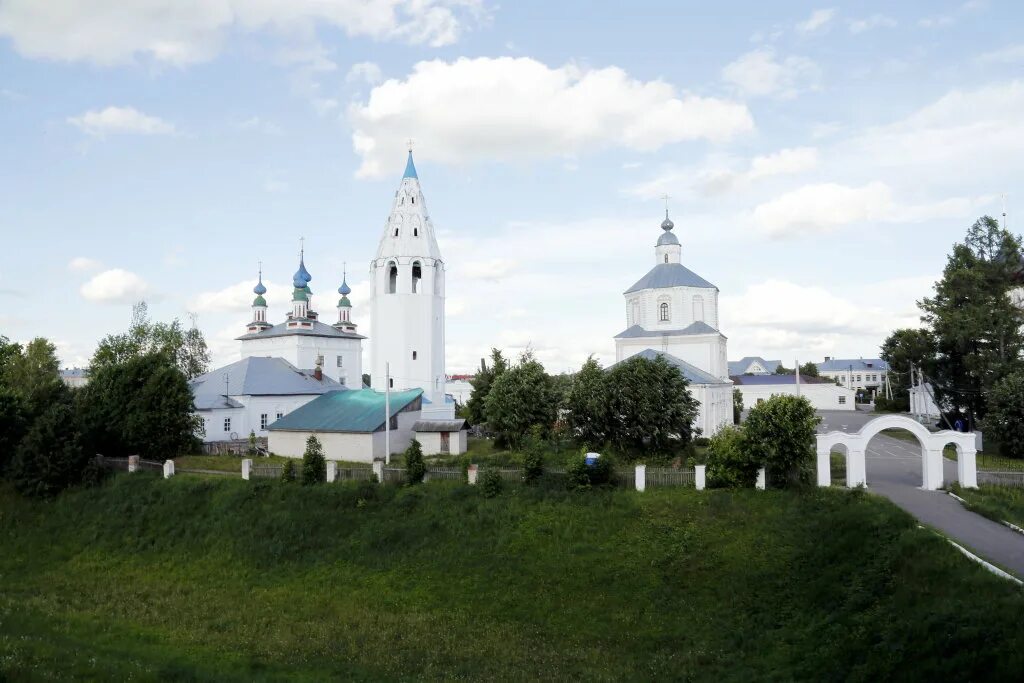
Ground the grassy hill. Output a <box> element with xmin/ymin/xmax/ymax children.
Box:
<box><xmin>2</xmin><ymin>476</ymin><xmax>1024</xmax><ymax>681</ymax></box>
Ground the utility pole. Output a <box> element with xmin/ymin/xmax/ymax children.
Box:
<box><xmin>385</xmin><ymin>362</ymin><xmax>391</xmax><ymax>465</ymax></box>
<box><xmin>794</xmin><ymin>359</ymin><xmax>800</xmax><ymax>397</ymax></box>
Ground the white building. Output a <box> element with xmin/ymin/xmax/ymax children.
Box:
<box><xmin>614</xmin><ymin>211</ymin><xmax>733</xmax><ymax>436</ymax></box>
<box><xmin>816</xmin><ymin>357</ymin><xmax>889</xmax><ymax>396</ymax></box>
<box><xmin>190</xmin><ymin>356</ymin><xmax>343</xmax><ymax>442</ymax></box>
<box><xmin>237</xmin><ymin>261</ymin><xmax>364</xmax><ymax>386</ymax></box>
<box><xmin>59</xmin><ymin>367</ymin><xmax>89</xmax><ymax>388</ymax></box>
<box><xmin>910</xmin><ymin>382</ymin><xmax>942</xmax><ymax>419</ymax></box>
<box><xmin>731</xmin><ymin>374</ymin><xmax>856</xmax><ymax>412</ymax></box>
<box><xmin>728</xmin><ymin>357</ymin><xmax>782</xmax><ymax>376</ymax></box>
<box><xmin>369</xmin><ymin>151</ymin><xmax>454</xmax><ymax>420</ymax></box>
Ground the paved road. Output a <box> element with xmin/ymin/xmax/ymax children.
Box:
<box><xmin>816</xmin><ymin>410</ymin><xmax>1024</xmax><ymax>579</ymax></box>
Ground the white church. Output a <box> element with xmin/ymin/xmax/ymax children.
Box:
<box><xmin>613</xmin><ymin>211</ymin><xmax>733</xmax><ymax>436</ymax></box>
<box><xmin>191</xmin><ymin>151</ymin><xmax>467</xmax><ymax>460</ymax></box>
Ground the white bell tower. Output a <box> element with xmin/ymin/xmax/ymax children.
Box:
<box><xmin>369</xmin><ymin>149</ymin><xmax>452</xmax><ymax>418</ymax></box>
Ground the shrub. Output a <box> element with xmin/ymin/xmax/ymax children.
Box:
<box><xmin>565</xmin><ymin>451</ymin><xmax>613</xmax><ymax>490</ymax></box>
<box><xmin>8</xmin><ymin>401</ymin><xmax>94</xmax><ymax>498</ymax></box>
<box><xmin>480</xmin><ymin>469</ymin><xmax>503</xmax><ymax>498</ymax></box>
<box><xmin>705</xmin><ymin>426</ymin><xmax>757</xmax><ymax>488</ymax></box>
<box><xmin>986</xmin><ymin>371</ymin><xmax>1024</xmax><ymax>459</ymax></box>
<box><xmin>280</xmin><ymin>459</ymin><xmax>296</xmax><ymax>483</ymax></box>
<box><xmin>404</xmin><ymin>439</ymin><xmax>426</xmax><ymax>485</ymax></box>
<box><xmin>874</xmin><ymin>396</ymin><xmax>909</xmax><ymax>413</ymax></box>
<box><xmin>300</xmin><ymin>435</ymin><xmax>326</xmax><ymax>485</ymax></box>
<box><xmin>522</xmin><ymin>446</ymin><xmax>544</xmax><ymax>485</ymax></box>
<box><xmin>247</xmin><ymin>430</ymin><xmax>258</xmax><ymax>456</ymax></box>
<box><xmin>743</xmin><ymin>395</ymin><xmax>820</xmax><ymax>488</ymax></box>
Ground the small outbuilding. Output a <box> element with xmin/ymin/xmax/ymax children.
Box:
<box><xmin>412</xmin><ymin>419</ymin><xmax>468</xmax><ymax>455</ymax></box>
<box><xmin>268</xmin><ymin>388</ymin><xmax>423</xmax><ymax>462</ymax></box>
<box><xmin>731</xmin><ymin>374</ymin><xmax>856</xmax><ymax>411</ymax></box>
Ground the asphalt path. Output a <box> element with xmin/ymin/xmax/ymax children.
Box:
<box><xmin>816</xmin><ymin>410</ymin><xmax>1024</xmax><ymax>579</ymax></box>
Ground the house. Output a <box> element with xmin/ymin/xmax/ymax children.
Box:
<box><xmin>731</xmin><ymin>374</ymin><xmax>856</xmax><ymax>411</ymax></box>
<box><xmin>727</xmin><ymin>357</ymin><xmax>782</xmax><ymax>376</ymax></box>
<box><xmin>816</xmin><ymin>357</ymin><xmax>889</xmax><ymax>396</ymax></box>
<box><xmin>59</xmin><ymin>367</ymin><xmax>89</xmax><ymax>388</ymax></box>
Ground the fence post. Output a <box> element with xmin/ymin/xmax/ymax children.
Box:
<box><xmin>128</xmin><ymin>455</ymin><xmax>139</xmax><ymax>473</ymax></box>
<box><xmin>467</xmin><ymin>464</ymin><xmax>479</xmax><ymax>485</ymax></box>
<box><xmin>635</xmin><ymin>464</ymin><xmax>646</xmax><ymax>492</ymax></box>
<box><xmin>326</xmin><ymin>461</ymin><xmax>337</xmax><ymax>483</ymax></box>
<box><xmin>695</xmin><ymin>465</ymin><xmax>706</xmax><ymax>491</ymax></box>
<box><xmin>372</xmin><ymin>460</ymin><xmax>384</xmax><ymax>483</ymax></box>
<box><xmin>755</xmin><ymin>467</ymin><xmax>766</xmax><ymax>490</ymax></box>
<box><xmin>242</xmin><ymin>459</ymin><xmax>252</xmax><ymax>481</ymax></box>
<box><xmin>163</xmin><ymin>460</ymin><xmax>175</xmax><ymax>479</ymax></box>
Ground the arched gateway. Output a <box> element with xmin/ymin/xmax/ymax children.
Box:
<box><xmin>816</xmin><ymin>415</ymin><xmax>977</xmax><ymax>490</ymax></box>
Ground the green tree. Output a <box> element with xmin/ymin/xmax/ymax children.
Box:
<box><xmin>7</xmin><ymin>395</ymin><xmax>97</xmax><ymax>498</ymax></box>
<box><xmin>91</xmin><ymin>302</ymin><xmax>210</xmax><ymax>379</ymax></box>
<box><xmin>881</xmin><ymin>328</ymin><xmax>936</xmax><ymax>399</ymax></box>
<box><xmin>799</xmin><ymin>362</ymin><xmax>819</xmax><ymax>378</ymax></box>
<box><xmin>0</xmin><ymin>388</ymin><xmax>26</xmax><ymax>474</ymax></box>
<box><xmin>920</xmin><ymin>217</ymin><xmax>1024</xmax><ymax>424</ymax></box>
<box><xmin>986</xmin><ymin>371</ymin><xmax>1024</xmax><ymax>458</ymax></box>
<box><xmin>280</xmin><ymin>459</ymin><xmax>297</xmax><ymax>482</ymax></box>
<box><xmin>404</xmin><ymin>438</ymin><xmax>426</xmax><ymax>485</ymax></box>
<box><xmin>484</xmin><ymin>351</ymin><xmax>558</xmax><ymax>449</ymax></box>
<box><xmin>3</xmin><ymin>338</ymin><xmax>64</xmax><ymax>420</ymax></box>
<box><xmin>732</xmin><ymin>388</ymin><xmax>744</xmax><ymax>425</ymax></box>
<box><xmin>300</xmin><ymin>435</ymin><xmax>326</xmax><ymax>485</ymax></box>
<box><xmin>605</xmin><ymin>355</ymin><xmax>699</xmax><ymax>457</ymax></box>
<box><xmin>563</xmin><ymin>356</ymin><xmax>609</xmax><ymax>448</ymax></box>
<box><xmin>743</xmin><ymin>395</ymin><xmax>820</xmax><ymax>488</ymax></box>
<box><xmin>705</xmin><ymin>426</ymin><xmax>756</xmax><ymax>488</ymax></box>
<box><xmin>466</xmin><ymin>349</ymin><xmax>508</xmax><ymax>426</ymax></box>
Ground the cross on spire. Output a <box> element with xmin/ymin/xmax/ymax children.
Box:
<box><xmin>406</xmin><ymin>138</ymin><xmax>415</xmax><ymax>152</ymax></box>
<box><xmin>299</xmin><ymin>236</ymin><xmax>305</xmax><ymax>256</ymax></box>
<box><xmin>661</xmin><ymin>193</ymin><xmax>671</xmax><ymax>216</ymax></box>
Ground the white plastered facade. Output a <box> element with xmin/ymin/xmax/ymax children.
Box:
<box><xmin>736</xmin><ymin>382</ymin><xmax>856</xmax><ymax>412</ymax></box>
<box><xmin>239</xmin><ymin>334</ymin><xmax>362</xmax><ymax>387</ymax></box>
<box><xmin>269</xmin><ymin>410</ymin><xmax>420</xmax><ymax>463</ymax></box>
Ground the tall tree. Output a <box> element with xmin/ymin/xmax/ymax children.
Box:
<box><xmin>563</xmin><ymin>356</ymin><xmax>609</xmax><ymax>448</ymax></box>
<box><xmin>91</xmin><ymin>302</ymin><xmax>210</xmax><ymax>379</ymax></box>
<box><xmin>605</xmin><ymin>355</ymin><xmax>699</xmax><ymax>456</ymax></box>
<box><xmin>987</xmin><ymin>371</ymin><xmax>1024</xmax><ymax>458</ymax></box>
<box><xmin>743</xmin><ymin>394</ymin><xmax>820</xmax><ymax>488</ymax></box>
<box><xmin>466</xmin><ymin>348</ymin><xmax>508</xmax><ymax>426</ymax></box>
<box><xmin>919</xmin><ymin>216</ymin><xmax>1024</xmax><ymax>422</ymax></box>
<box><xmin>484</xmin><ymin>351</ymin><xmax>557</xmax><ymax>448</ymax></box>
<box><xmin>880</xmin><ymin>328</ymin><xmax>936</xmax><ymax>398</ymax></box>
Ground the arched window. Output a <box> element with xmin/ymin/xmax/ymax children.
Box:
<box><xmin>411</xmin><ymin>196</ymin><xmax>415</xmax><ymax>204</ymax></box>
<box><xmin>659</xmin><ymin>302</ymin><xmax>670</xmax><ymax>322</ymax></box>
<box><xmin>664</xmin><ymin>255</ymin><xmax>669</xmax><ymax>263</ymax></box>
<box><xmin>631</xmin><ymin>300</ymin><xmax>640</xmax><ymax>325</ymax></box>
<box><xmin>414</xmin><ymin>227</ymin><xmax>418</xmax><ymax>237</ymax></box>
<box><xmin>692</xmin><ymin>295</ymin><xmax>704</xmax><ymax>322</ymax></box>
<box><xmin>387</xmin><ymin>262</ymin><xmax>398</xmax><ymax>294</ymax></box>
<box><xmin>393</xmin><ymin>227</ymin><xmax>399</xmax><ymax>237</ymax></box>
<box><xmin>412</xmin><ymin>261</ymin><xmax>422</xmax><ymax>293</ymax></box>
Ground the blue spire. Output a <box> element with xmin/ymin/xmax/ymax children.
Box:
<box><xmin>292</xmin><ymin>245</ymin><xmax>312</xmax><ymax>288</ymax></box>
<box><xmin>403</xmin><ymin>150</ymin><xmax>418</xmax><ymax>179</ymax></box>
<box><xmin>338</xmin><ymin>264</ymin><xmax>351</xmax><ymax>296</ymax></box>
<box><xmin>253</xmin><ymin>264</ymin><xmax>267</xmax><ymax>295</ymax></box>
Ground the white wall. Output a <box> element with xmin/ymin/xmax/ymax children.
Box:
<box><xmin>416</xmin><ymin>429</ymin><xmax>468</xmax><ymax>455</ymax></box>
<box><xmin>268</xmin><ymin>409</ymin><xmax>421</xmax><ymax>462</ymax></box>
<box><xmin>615</xmin><ymin>333</ymin><xmax>729</xmax><ymax>380</ymax></box>
<box><xmin>690</xmin><ymin>383</ymin><xmax>733</xmax><ymax>437</ymax></box>
<box><xmin>445</xmin><ymin>379</ymin><xmax>472</xmax><ymax>405</ymax></box>
<box><xmin>196</xmin><ymin>393</ymin><xmax>325</xmax><ymax>443</ymax></box>
<box><xmin>625</xmin><ymin>284</ymin><xmax>720</xmax><ymax>333</ymax></box>
<box><xmin>910</xmin><ymin>383</ymin><xmax>942</xmax><ymax>418</ymax></box>
<box><xmin>239</xmin><ymin>334</ymin><xmax>362</xmax><ymax>386</ymax></box>
<box><xmin>736</xmin><ymin>383</ymin><xmax>856</xmax><ymax>411</ymax></box>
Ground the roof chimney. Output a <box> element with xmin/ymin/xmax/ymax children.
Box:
<box><xmin>824</xmin><ymin>356</ymin><xmax>831</xmax><ymax>362</ymax></box>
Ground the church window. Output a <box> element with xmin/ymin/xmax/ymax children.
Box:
<box><xmin>260</xmin><ymin>414</ymin><xmax>268</xmax><ymax>430</ymax></box>
<box><xmin>411</xmin><ymin>196</ymin><xmax>415</xmax><ymax>204</ymax></box>
<box><xmin>393</xmin><ymin>227</ymin><xmax>399</xmax><ymax>237</ymax></box>
<box><xmin>337</xmin><ymin>355</ymin><xmax>343</xmax><ymax>368</ymax></box>
<box><xmin>412</xmin><ymin>351</ymin><xmax>417</xmax><ymax>360</ymax></box>
<box><xmin>276</xmin><ymin>412</ymin><xmax>283</xmax><ymax>420</ymax></box>
<box><xmin>414</xmin><ymin>227</ymin><xmax>418</xmax><ymax>236</ymax></box>
<box><xmin>412</xmin><ymin>261</ymin><xmax>422</xmax><ymax>293</ymax></box>
<box><xmin>401</xmin><ymin>197</ymin><xmax>405</xmax><ymax>205</ymax></box>
<box><xmin>389</xmin><ymin>378</ymin><xmax>394</xmax><ymax>388</ymax></box>
<box><xmin>664</xmin><ymin>255</ymin><xmax>669</xmax><ymax>263</ymax></box>
<box><xmin>387</xmin><ymin>262</ymin><xmax>398</xmax><ymax>294</ymax></box>
<box><xmin>659</xmin><ymin>302</ymin><xmax>670</xmax><ymax>322</ymax></box>
<box><xmin>223</xmin><ymin>417</ymin><xmax>231</xmax><ymax>432</ymax></box>
<box><xmin>692</xmin><ymin>296</ymin><xmax>705</xmax><ymax>322</ymax></box>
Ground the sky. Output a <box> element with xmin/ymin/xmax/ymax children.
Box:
<box><xmin>2</xmin><ymin>0</ymin><xmax>1023</xmax><ymax>375</ymax></box>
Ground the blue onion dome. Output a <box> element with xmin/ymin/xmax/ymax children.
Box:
<box><xmin>253</xmin><ymin>276</ymin><xmax>267</xmax><ymax>296</ymax></box>
<box><xmin>253</xmin><ymin>294</ymin><xmax>267</xmax><ymax>307</ymax></box>
<box><xmin>657</xmin><ymin>231</ymin><xmax>680</xmax><ymax>246</ymax></box>
<box><xmin>292</xmin><ymin>271</ymin><xmax>306</xmax><ymax>288</ymax></box>
<box><xmin>298</xmin><ymin>255</ymin><xmax>311</xmax><ymax>283</ymax></box>
<box><xmin>338</xmin><ymin>278</ymin><xmax>351</xmax><ymax>296</ymax></box>
<box><xmin>661</xmin><ymin>212</ymin><xmax>675</xmax><ymax>231</ymax></box>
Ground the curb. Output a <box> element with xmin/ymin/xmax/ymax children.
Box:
<box><xmin>947</xmin><ymin>491</ymin><xmax>1024</xmax><ymax>536</ymax></box>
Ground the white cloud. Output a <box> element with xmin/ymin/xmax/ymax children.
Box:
<box><xmin>67</xmin><ymin>106</ymin><xmax>175</xmax><ymax>137</ymax></box>
<box><xmin>751</xmin><ymin>182</ymin><xmax>984</xmax><ymax>238</ymax></box>
<box><xmin>747</xmin><ymin>147</ymin><xmax>819</xmax><ymax>181</ymax></box>
<box><xmin>80</xmin><ymin>269</ymin><xmax>151</xmax><ymax>304</ymax></box>
<box><xmin>237</xmin><ymin>116</ymin><xmax>282</xmax><ymax>135</ymax></box>
<box><xmin>349</xmin><ymin>56</ymin><xmax>754</xmax><ymax>178</ymax></box>
<box><xmin>459</xmin><ymin>258</ymin><xmax>520</xmax><ymax>281</ymax></box>
<box><xmin>346</xmin><ymin>61</ymin><xmax>383</xmax><ymax>85</ymax></box>
<box><xmin>0</xmin><ymin>0</ymin><xmax>486</xmax><ymax>66</ymax></box>
<box><xmin>721</xmin><ymin>48</ymin><xmax>820</xmax><ymax>99</ymax></box>
<box><xmin>848</xmin><ymin>14</ymin><xmax>897</xmax><ymax>33</ymax></box>
<box><xmin>189</xmin><ymin>279</ymin><xmax>283</xmax><ymax>314</ymax></box>
<box><xmin>795</xmin><ymin>8</ymin><xmax>837</xmax><ymax>34</ymax></box>
<box><xmin>68</xmin><ymin>256</ymin><xmax>102</xmax><ymax>272</ymax></box>
<box><xmin>977</xmin><ymin>44</ymin><xmax>1024</xmax><ymax>64</ymax></box>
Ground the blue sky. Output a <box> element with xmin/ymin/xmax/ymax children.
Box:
<box><xmin>2</xmin><ymin>0</ymin><xmax>1023</xmax><ymax>374</ymax></box>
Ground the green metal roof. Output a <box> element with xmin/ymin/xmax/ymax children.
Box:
<box><xmin>337</xmin><ymin>295</ymin><xmax>351</xmax><ymax>307</ymax></box>
<box><xmin>268</xmin><ymin>388</ymin><xmax>423</xmax><ymax>433</ymax></box>
<box><xmin>253</xmin><ymin>294</ymin><xmax>267</xmax><ymax>307</ymax></box>
<box><xmin>292</xmin><ymin>287</ymin><xmax>308</xmax><ymax>302</ymax></box>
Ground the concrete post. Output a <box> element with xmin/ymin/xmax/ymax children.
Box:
<box><xmin>241</xmin><ymin>459</ymin><xmax>252</xmax><ymax>481</ymax></box>
<box><xmin>635</xmin><ymin>464</ymin><xmax>646</xmax><ymax>492</ymax></box>
<box><xmin>755</xmin><ymin>467</ymin><xmax>766</xmax><ymax>490</ymax></box>
<box><xmin>695</xmin><ymin>465</ymin><xmax>706</xmax><ymax>491</ymax></box>
<box><xmin>467</xmin><ymin>464</ymin><xmax>478</xmax><ymax>485</ymax></box>
<box><xmin>959</xmin><ymin>448</ymin><xmax>978</xmax><ymax>489</ymax></box>
<box><xmin>816</xmin><ymin>447</ymin><xmax>831</xmax><ymax>487</ymax></box>
<box><xmin>847</xmin><ymin>449</ymin><xmax>867</xmax><ymax>488</ymax></box>
<box><xmin>128</xmin><ymin>455</ymin><xmax>139</xmax><ymax>473</ymax></box>
<box><xmin>163</xmin><ymin>460</ymin><xmax>175</xmax><ymax>479</ymax></box>
<box><xmin>372</xmin><ymin>460</ymin><xmax>384</xmax><ymax>483</ymax></box>
<box><xmin>923</xmin><ymin>448</ymin><xmax>944</xmax><ymax>490</ymax></box>
<box><xmin>326</xmin><ymin>461</ymin><xmax>337</xmax><ymax>483</ymax></box>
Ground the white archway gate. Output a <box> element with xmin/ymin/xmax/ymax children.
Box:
<box><xmin>816</xmin><ymin>415</ymin><xmax>977</xmax><ymax>490</ymax></box>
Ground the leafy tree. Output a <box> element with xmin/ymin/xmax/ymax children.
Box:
<box><xmin>605</xmin><ymin>355</ymin><xmax>699</xmax><ymax>457</ymax></box>
<box><xmin>549</xmin><ymin>372</ymin><xmax>574</xmax><ymax>406</ymax></box>
<box><xmin>480</xmin><ymin>469</ymin><xmax>503</xmax><ymax>498</ymax></box>
<box><xmin>774</xmin><ymin>364</ymin><xmax>792</xmax><ymax>375</ymax></box>
<box><xmin>404</xmin><ymin>438</ymin><xmax>426</xmax><ymax>485</ymax></box>
<box><xmin>565</xmin><ymin>451</ymin><xmax>613</xmax><ymax>490</ymax></box>
<box><xmin>563</xmin><ymin>356</ymin><xmax>609</xmax><ymax>448</ymax></box>
<box><xmin>247</xmin><ymin>430</ymin><xmax>258</xmax><ymax>456</ymax></box>
<box><xmin>466</xmin><ymin>349</ymin><xmax>508</xmax><ymax>426</ymax></box>
<box><xmin>91</xmin><ymin>302</ymin><xmax>210</xmax><ymax>380</ymax></box>
<box><xmin>919</xmin><ymin>217</ymin><xmax>1024</xmax><ymax>424</ymax></box>
<box><xmin>986</xmin><ymin>371</ymin><xmax>1024</xmax><ymax>458</ymax></box>
<box><xmin>484</xmin><ymin>351</ymin><xmax>558</xmax><ymax>449</ymax></box>
<box><xmin>3</xmin><ymin>337</ymin><xmax>64</xmax><ymax>419</ymax></box>
<box><xmin>799</xmin><ymin>362</ymin><xmax>819</xmax><ymax>378</ymax></box>
<box><xmin>7</xmin><ymin>396</ymin><xmax>97</xmax><ymax>498</ymax></box>
<box><xmin>743</xmin><ymin>395</ymin><xmax>820</xmax><ymax>488</ymax></box>
<box><xmin>281</xmin><ymin>459</ymin><xmax>297</xmax><ymax>482</ymax></box>
<box><xmin>705</xmin><ymin>426</ymin><xmax>756</xmax><ymax>488</ymax></box>
<box><xmin>881</xmin><ymin>328</ymin><xmax>936</xmax><ymax>399</ymax></box>
<box><xmin>301</xmin><ymin>435</ymin><xmax>326</xmax><ymax>485</ymax></box>
<box><xmin>78</xmin><ymin>352</ymin><xmax>200</xmax><ymax>459</ymax></box>
<box><xmin>732</xmin><ymin>388</ymin><xmax>744</xmax><ymax>425</ymax></box>
<box><xmin>0</xmin><ymin>335</ymin><xmax>22</xmax><ymax>380</ymax></box>
<box><xmin>0</xmin><ymin>388</ymin><xmax>26</xmax><ymax>474</ymax></box>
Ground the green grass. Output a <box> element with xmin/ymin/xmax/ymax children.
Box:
<box><xmin>951</xmin><ymin>484</ymin><xmax>1024</xmax><ymax>529</ymax></box>
<box><xmin>173</xmin><ymin>454</ymin><xmax>291</xmax><ymax>472</ymax></box>
<box><xmin>3</xmin><ymin>477</ymin><xmax>1024</xmax><ymax>680</ymax></box>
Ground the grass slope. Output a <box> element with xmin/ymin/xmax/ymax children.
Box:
<box><xmin>952</xmin><ymin>484</ymin><xmax>1024</xmax><ymax>529</ymax></box>
<box><xmin>3</xmin><ymin>477</ymin><xmax>1024</xmax><ymax>681</ymax></box>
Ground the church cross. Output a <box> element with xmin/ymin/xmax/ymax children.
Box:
<box><xmin>661</xmin><ymin>193</ymin><xmax>671</xmax><ymax>214</ymax></box>
<box><xmin>406</xmin><ymin>138</ymin><xmax>415</xmax><ymax>152</ymax></box>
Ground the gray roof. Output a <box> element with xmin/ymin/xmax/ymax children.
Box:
<box><xmin>731</xmin><ymin>374</ymin><xmax>833</xmax><ymax>386</ymax></box>
<box><xmin>236</xmin><ymin>319</ymin><xmax>365</xmax><ymax>341</ymax></box>
<box><xmin>609</xmin><ymin>349</ymin><xmax>731</xmax><ymax>386</ymax></box>
<box><xmin>656</xmin><ymin>231</ymin><xmax>680</xmax><ymax>246</ymax></box>
<box><xmin>413</xmin><ymin>419</ymin><xmax>468</xmax><ymax>432</ymax></box>
<box><xmin>728</xmin><ymin>357</ymin><xmax>782</xmax><ymax>375</ymax></box>
<box><xmin>614</xmin><ymin>321</ymin><xmax>721</xmax><ymax>339</ymax></box>
<box><xmin>60</xmin><ymin>367</ymin><xmax>88</xmax><ymax>378</ymax></box>
<box><xmin>625</xmin><ymin>263</ymin><xmax>716</xmax><ymax>294</ymax></box>
<box><xmin>190</xmin><ymin>357</ymin><xmax>343</xmax><ymax>410</ymax></box>
<box><xmin>817</xmin><ymin>358</ymin><xmax>889</xmax><ymax>372</ymax></box>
